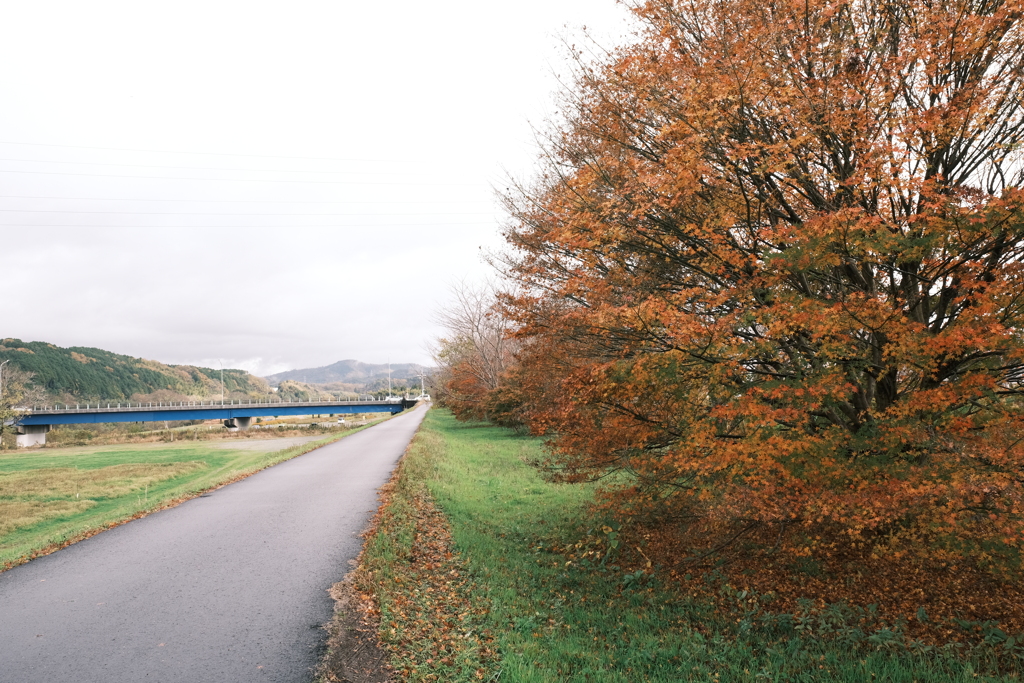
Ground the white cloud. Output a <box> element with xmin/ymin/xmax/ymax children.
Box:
<box><xmin>0</xmin><ymin>0</ymin><xmax>633</xmax><ymax>375</ymax></box>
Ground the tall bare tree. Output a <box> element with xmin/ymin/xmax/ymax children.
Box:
<box><xmin>432</xmin><ymin>282</ymin><xmax>517</xmax><ymax>420</ymax></box>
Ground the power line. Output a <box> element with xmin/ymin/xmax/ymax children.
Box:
<box><xmin>0</xmin><ymin>195</ymin><xmax>493</xmax><ymax>204</ymax></box>
<box><xmin>0</xmin><ymin>222</ymin><xmax>499</xmax><ymax>228</ymax></box>
<box><xmin>0</xmin><ymin>209</ymin><xmax>496</xmax><ymax>216</ymax></box>
<box><xmin>0</xmin><ymin>157</ymin><xmax>468</xmax><ymax>177</ymax></box>
<box><xmin>0</xmin><ymin>140</ymin><xmax>423</xmax><ymax>165</ymax></box>
<box><xmin>0</xmin><ymin>169</ymin><xmax>486</xmax><ymax>186</ymax></box>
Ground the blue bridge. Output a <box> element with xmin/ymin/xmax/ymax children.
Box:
<box><xmin>12</xmin><ymin>397</ymin><xmax>419</xmax><ymax>447</ymax></box>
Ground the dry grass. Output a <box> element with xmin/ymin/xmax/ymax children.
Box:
<box><xmin>0</xmin><ymin>462</ymin><xmax>206</xmax><ymax>499</ymax></box>
<box><xmin>0</xmin><ymin>500</ymin><xmax>97</xmax><ymax>536</ymax></box>
<box><xmin>40</xmin><ymin>414</ymin><xmax>393</xmax><ymax>449</ymax></box>
<box><xmin>0</xmin><ymin>462</ymin><xmax>205</xmax><ymax>538</ymax></box>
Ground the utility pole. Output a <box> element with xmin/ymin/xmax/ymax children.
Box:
<box><xmin>387</xmin><ymin>359</ymin><xmax>392</xmax><ymax>399</ymax></box>
<box><xmin>0</xmin><ymin>359</ymin><xmax>9</xmax><ymax>449</ymax></box>
<box><xmin>219</xmin><ymin>359</ymin><xmax>224</xmax><ymax>405</ymax></box>
<box><xmin>0</xmin><ymin>359</ymin><xmax>8</xmax><ymax>402</ymax></box>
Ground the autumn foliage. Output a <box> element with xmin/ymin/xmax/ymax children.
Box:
<box><xmin>492</xmin><ymin>0</ymin><xmax>1024</xmax><ymax>567</ymax></box>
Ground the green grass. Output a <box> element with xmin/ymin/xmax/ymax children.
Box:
<box><xmin>360</xmin><ymin>409</ymin><xmax>1020</xmax><ymax>682</ymax></box>
<box><xmin>0</xmin><ymin>420</ymin><xmax>387</xmax><ymax>569</ymax></box>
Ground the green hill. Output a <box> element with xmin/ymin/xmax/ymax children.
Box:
<box><xmin>0</xmin><ymin>339</ymin><xmax>272</xmax><ymax>403</ymax></box>
<box><xmin>264</xmin><ymin>359</ymin><xmax>431</xmax><ymax>386</ymax></box>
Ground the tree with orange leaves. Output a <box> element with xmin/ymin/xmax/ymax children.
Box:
<box><xmin>500</xmin><ymin>0</ymin><xmax>1024</xmax><ymax>566</ymax></box>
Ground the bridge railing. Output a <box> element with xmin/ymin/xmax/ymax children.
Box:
<box><xmin>17</xmin><ymin>396</ymin><xmax>409</xmax><ymax>415</ymax></box>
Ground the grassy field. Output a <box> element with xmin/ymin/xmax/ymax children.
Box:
<box><xmin>349</xmin><ymin>409</ymin><xmax>1020</xmax><ymax>682</ymax></box>
<box><xmin>0</xmin><ymin>419</ymin><xmax>387</xmax><ymax>570</ymax></box>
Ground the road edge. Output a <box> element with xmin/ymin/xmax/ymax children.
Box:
<box><xmin>0</xmin><ymin>412</ymin><xmax>404</xmax><ymax>575</ymax></box>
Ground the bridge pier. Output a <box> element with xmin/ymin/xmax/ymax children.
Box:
<box><xmin>16</xmin><ymin>424</ymin><xmax>50</xmax><ymax>448</ymax></box>
<box><xmin>223</xmin><ymin>416</ymin><xmax>252</xmax><ymax>432</ymax></box>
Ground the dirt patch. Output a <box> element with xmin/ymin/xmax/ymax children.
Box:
<box><xmin>318</xmin><ymin>574</ymin><xmax>392</xmax><ymax>683</ymax></box>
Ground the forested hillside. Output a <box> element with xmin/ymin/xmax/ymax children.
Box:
<box><xmin>0</xmin><ymin>339</ymin><xmax>271</xmax><ymax>403</ymax></box>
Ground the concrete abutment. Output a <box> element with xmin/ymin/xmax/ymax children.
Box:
<box><xmin>223</xmin><ymin>416</ymin><xmax>252</xmax><ymax>432</ymax></box>
<box><xmin>16</xmin><ymin>424</ymin><xmax>50</xmax><ymax>448</ymax></box>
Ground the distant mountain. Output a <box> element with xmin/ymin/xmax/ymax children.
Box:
<box><xmin>0</xmin><ymin>338</ymin><xmax>272</xmax><ymax>402</ymax></box>
<box><xmin>264</xmin><ymin>359</ymin><xmax>431</xmax><ymax>387</ymax></box>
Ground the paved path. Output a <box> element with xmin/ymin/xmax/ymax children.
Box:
<box><xmin>0</xmin><ymin>404</ymin><xmax>428</xmax><ymax>682</ymax></box>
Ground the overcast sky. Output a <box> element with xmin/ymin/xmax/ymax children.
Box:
<box><xmin>0</xmin><ymin>0</ymin><xmax>632</xmax><ymax>375</ymax></box>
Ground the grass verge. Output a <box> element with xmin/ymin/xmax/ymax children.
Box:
<box><xmin>0</xmin><ymin>416</ymin><xmax>391</xmax><ymax>572</ymax></box>
<box><xmin>345</xmin><ymin>409</ymin><xmax>1021</xmax><ymax>682</ymax></box>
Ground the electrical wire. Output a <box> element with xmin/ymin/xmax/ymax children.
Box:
<box><xmin>0</xmin><ymin>140</ymin><xmax>423</xmax><ymax>164</ymax></box>
<box><xmin>0</xmin><ymin>195</ymin><xmax>493</xmax><ymax>204</ymax></box>
<box><xmin>0</xmin><ymin>209</ymin><xmax>496</xmax><ymax>216</ymax></box>
<box><xmin>0</xmin><ymin>169</ymin><xmax>486</xmax><ymax>186</ymax></box>
<box><xmin>0</xmin><ymin>157</ymin><xmax>470</xmax><ymax>177</ymax></box>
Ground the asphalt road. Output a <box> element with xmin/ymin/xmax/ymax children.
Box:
<box><xmin>0</xmin><ymin>404</ymin><xmax>428</xmax><ymax>683</ymax></box>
